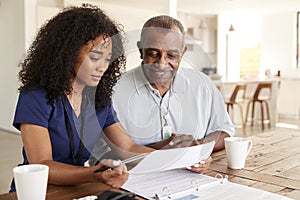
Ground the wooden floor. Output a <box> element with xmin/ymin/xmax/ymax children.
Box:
<box><xmin>0</xmin><ymin>118</ymin><xmax>299</xmax><ymax>195</ymax></box>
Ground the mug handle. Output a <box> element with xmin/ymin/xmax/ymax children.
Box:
<box><xmin>246</xmin><ymin>140</ymin><xmax>253</xmax><ymax>156</ymax></box>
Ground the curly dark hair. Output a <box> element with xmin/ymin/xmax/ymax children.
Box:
<box><xmin>18</xmin><ymin>4</ymin><xmax>126</xmax><ymax>109</ymax></box>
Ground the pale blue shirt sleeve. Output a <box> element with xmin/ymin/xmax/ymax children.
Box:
<box><xmin>198</xmin><ymin>73</ymin><xmax>235</xmax><ymax>138</ymax></box>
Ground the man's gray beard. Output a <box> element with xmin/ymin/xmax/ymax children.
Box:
<box><xmin>142</xmin><ymin>64</ymin><xmax>174</xmax><ymax>86</ymax></box>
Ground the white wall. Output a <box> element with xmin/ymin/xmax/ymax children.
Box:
<box><xmin>0</xmin><ymin>0</ymin><xmax>60</xmax><ymax>132</ymax></box>
<box><xmin>261</xmin><ymin>12</ymin><xmax>300</xmax><ymax>78</ymax></box>
<box><xmin>0</xmin><ymin>0</ymin><xmax>25</xmax><ymax>132</ymax></box>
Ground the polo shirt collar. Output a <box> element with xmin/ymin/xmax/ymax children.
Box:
<box><xmin>133</xmin><ymin>65</ymin><xmax>187</xmax><ymax>95</ymax></box>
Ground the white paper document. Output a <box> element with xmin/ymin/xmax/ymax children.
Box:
<box><xmin>129</xmin><ymin>141</ymin><xmax>215</xmax><ymax>174</ymax></box>
<box><xmin>122</xmin><ymin>169</ymin><xmax>294</xmax><ymax>200</ymax></box>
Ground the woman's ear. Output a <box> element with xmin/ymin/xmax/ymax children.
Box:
<box><xmin>137</xmin><ymin>41</ymin><xmax>143</xmax><ymax>59</ymax></box>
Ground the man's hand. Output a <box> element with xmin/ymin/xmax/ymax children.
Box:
<box><xmin>197</xmin><ymin>131</ymin><xmax>230</xmax><ymax>152</ymax></box>
<box><xmin>146</xmin><ymin>133</ymin><xmax>198</xmax><ymax>149</ymax></box>
<box><xmin>163</xmin><ymin>133</ymin><xmax>199</xmax><ymax>149</ymax></box>
<box><xmin>186</xmin><ymin>156</ymin><xmax>212</xmax><ymax>174</ymax></box>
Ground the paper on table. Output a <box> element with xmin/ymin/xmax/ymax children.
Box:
<box><xmin>122</xmin><ymin>169</ymin><xmax>219</xmax><ymax>200</ymax></box>
<box><xmin>129</xmin><ymin>141</ymin><xmax>215</xmax><ymax>174</ymax></box>
<box><xmin>122</xmin><ymin>169</ymin><xmax>294</xmax><ymax>200</ymax></box>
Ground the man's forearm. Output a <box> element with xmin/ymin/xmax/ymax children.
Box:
<box><xmin>146</xmin><ymin>137</ymin><xmax>174</xmax><ymax>149</ymax></box>
<box><xmin>146</xmin><ymin>131</ymin><xmax>230</xmax><ymax>151</ymax></box>
<box><xmin>197</xmin><ymin>131</ymin><xmax>230</xmax><ymax>152</ymax></box>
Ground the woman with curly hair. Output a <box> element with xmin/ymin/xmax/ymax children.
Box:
<box><xmin>10</xmin><ymin>4</ymin><xmax>153</xmax><ymax>192</ymax></box>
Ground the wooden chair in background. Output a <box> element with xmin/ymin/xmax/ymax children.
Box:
<box><xmin>225</xmin><ymin>84</ymin><xmax>247</xmax><ymax>130</ymax></box>
<box><xmin>244</xmin><ymin>83</ymin><xmax>272</xmax><ymax>130</ymax></box>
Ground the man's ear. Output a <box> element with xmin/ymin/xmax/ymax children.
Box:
<box><xmin>137</xmin><ymin>41</ymin><xmax>143</xmax><ymax>59</ymax></box>
<box><xmin>182</xmin><ymin>46</ymin><xmax>188</xmax><ymax>56</ymax></box>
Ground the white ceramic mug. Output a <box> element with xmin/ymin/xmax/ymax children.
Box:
<box><xmin>13</xmin><ymin>164</ymin><xmax>49</xmax><ymax>200</ymax></box>
<box><xmin>224</xmin><ymin>137</ymin><xmax>253</xmax><ymax>169</ymax></box>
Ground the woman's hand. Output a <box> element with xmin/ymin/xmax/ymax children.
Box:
<box><xmin>94</xmin><ymin>159</ymin><xmax>128</xmax><ymax>188</ymax></box>
<box><xmin>186</xmin><ymin>156</ymin><xmax>212</xmax><ymax>174</ymax></box>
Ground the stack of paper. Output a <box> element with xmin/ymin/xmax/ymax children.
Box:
<box><xmin>122</xmin><ymin>169</ymin><xmax>293</xmax><ymax>200</ymax></box>
<box><xmin>129</xmin><ymin>141</ymin><xmax>215</xmax><ymax>174</ymax></box>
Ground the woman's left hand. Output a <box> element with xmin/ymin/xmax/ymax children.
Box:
<box><xmin>186</xmin><ymin>156</ymin><xmax>212</xmax><ymax>174</ymax></box>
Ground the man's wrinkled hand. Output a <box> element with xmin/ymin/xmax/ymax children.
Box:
<box><xmin>186</xmin><ymin>156</ymin><xmax>212</xmax><ymax>174</ymax></box>
<box><xmin>164</xmin><ymin>133</ymin><xmax>199</xmax><ymax>149</ymax></box>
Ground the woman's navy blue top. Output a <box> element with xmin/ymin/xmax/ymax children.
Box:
<box><xmin>10</xmin><ymin>88</ymin><xmax>118</xmax><ymax>192</ymax></box>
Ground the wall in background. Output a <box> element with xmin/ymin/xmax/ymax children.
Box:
<box><xmin>0</xmin><ymin>0</ymin><xmax>25</xmax><ymax>132</ymax></box>
<box><xmin>217</xmin><ymin>11</ymin><xmax>299</xmax><ymax>81</ymax></box>
<box><xmin>261</xmin><ymin>12</ymin><xmax>299</xmax><ymax>78</ymax></box>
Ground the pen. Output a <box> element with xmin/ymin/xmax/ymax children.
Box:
<box><xmin>93</xmin><ymin>153</ymin><xmax>148</xmax><ymax>173</ymax></box>
<box><xmin>93</xmin><ymin>165</ymin><xmax>112</xmax><ymax>173</ymax></box>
